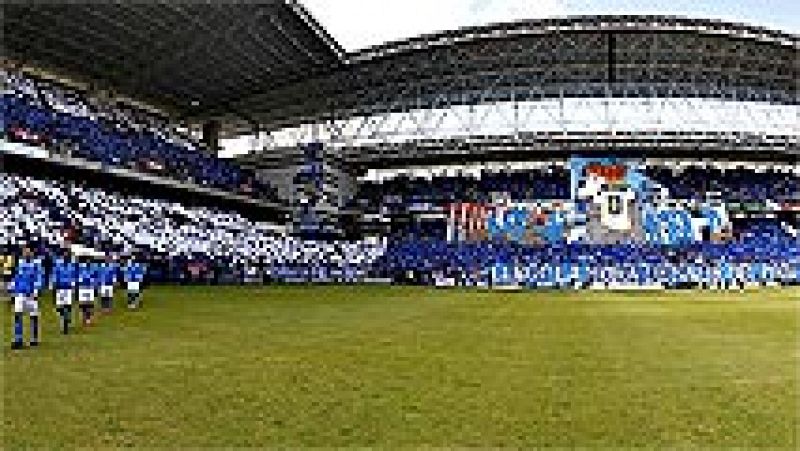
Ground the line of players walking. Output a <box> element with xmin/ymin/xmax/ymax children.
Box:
<box><xmin>8</xmin><ymin>247</ymin><xmax>147</xmax><ymax>350</ymax></box>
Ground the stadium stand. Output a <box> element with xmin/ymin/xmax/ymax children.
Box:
<box><xmin>353</xmin><ymin>159</ymin><xmax>799</xmax><ymax>288</ymax></box>
<box><xmin>0</xmin><ymin>173</ymin><xmax>386</xmax><ymax>284</ymax></box>
<box><xmin>2</xmin><ymin>70</ymin><xmax>278</xmax><ymax>202</ymax></box>
<box><xmin>357</xmin><ymin>167</ymin><xmax>570</xmax><ymax>208</ymax></box>
<box><xmin>356</xmin><ymin>162</ymin><xmax>797</xmax><ymax>214</ymax></box>
<box><xmin>644</xmin><ymin>166</ymin><xmax>798</xmax><ymax>202</ymax></box>
<box><xmin>375</xmin><ymin>230</ymin><xmax>799</xmax><ymax>288</ymax></box>
<box><xmin>3</xmin><ymin>162</ymin><xmax>797</xmax><ymax>288</ymax></box>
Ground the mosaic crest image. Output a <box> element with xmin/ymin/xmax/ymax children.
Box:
<box><xmin>2</xmin><ymin>1</ymin><xmax>798</xmax><ymax>448</ymax></box>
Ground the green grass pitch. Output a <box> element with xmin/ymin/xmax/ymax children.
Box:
<box><xmin>2</xmin><ymin>285</ymin><xmax>798</xmax><ymax>447</ymax></box>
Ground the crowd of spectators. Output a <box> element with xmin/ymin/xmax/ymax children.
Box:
<box><xmin>1</xmin><ymin>173</ymin><xmax>386</xmax><ymax>283</ymax></box>
<box><xmin>2</xmin><ymin>170</ymin><xmax>796</xmax><ymax>287</ymax></box>
<box><xmin>356</xmin><ymin>165</ymin><xmax>798</xmax><ymax>287</ymax></box>
<box><xmin>357</xmin><ymin>165</ymin><xmax>797</xmax><ymax>216</ymax></box>
<box><xmin>376</xmin><ymin>226</ymin><xmax>799</xmax><ymax>287</ymax></box>
<box><xmin>357</xmin><ymin>168</ymin><xmax>570</xmax><ymax>211</ymax></box>
<box><xmin>2</xmin><ymin>70</ymin><xmax>278</xmax><ymax>201</ymax></box>
<box><xmin>644</xmin><ymin>166</ymin><xmax>798</xmax><ymax>203</ymax></box>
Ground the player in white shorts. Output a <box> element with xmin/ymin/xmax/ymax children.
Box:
<box><xmin>98</xmin><ymin>256</ymin><xmax>118</xmax><ymax>314</ymax></box>
<box><xmin>10</xmin><ymin>247</ymin><xmax>40</xmax><ymax>349</ymax></box>
<box><xmin>124</xmin><ymin>257</ymin><xmax>146</xmax><ymax>309</ymax></box>
<box><xmin>78</xmin><ymin>286</ymin><xmax>95</xmax><ymax>305</ymax></box>
<box><xmin>77</xmin><ymin>258</ymin><xmax>97</xmax><ymax>325</ymax></box>
<box><xmin>51</xmin><ymin>255</ymin><xmax>78</xmax><ymax>334</ymax></box>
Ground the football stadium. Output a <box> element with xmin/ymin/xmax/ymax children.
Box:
<box><xmin>2</xmin><ymin>1</ymin><xmax>798</xmax><ymax>447</ymax></box>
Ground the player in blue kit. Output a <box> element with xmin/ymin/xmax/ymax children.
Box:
<box><xmin>32</xmin><ymin>254</ymin><xmax>45</xmax><ymax>304</ymax></box>
<box><xmin>77</xmin><ymin>258</ymin><xmax>97</xmax><ymax>325</ymax></box>
<box><xmin>124</xmin><ymin>257</ymin><xmax>146</xmax><ymax>309</ymax></box>
<box><xmin>52</xmin><ymin>253</ymin><xmax>77</xmax><ymax>334</ymax></box>
<box><xmin>98</xmin><ymin>256</ymin><xmax>118</xmax><ymax>314</ymax></box>
<box><xmin>10</xmin><ymin>248</ymin><xmax>40</xmax><ymax>349</ymax></box>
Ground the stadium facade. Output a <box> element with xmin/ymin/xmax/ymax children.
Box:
<box><xmin>2</xmin><ymin>3</ymin><xmax>798</xmax><ymax>288</ymax></box>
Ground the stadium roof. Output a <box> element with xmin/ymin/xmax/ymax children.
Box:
<box><xmin>5</xmin><ymin>2</ymin><xmax>797</xmax><ymax>126</ymax></box>
<box><xmin>227</xmin><ymin>15</ymin><xmax>798</xmax><ymax>132</ymax></box>
<box><xmin>3</xmin><ymin>0</ymin><xmax>345</xmax><ymax>118</ymax></box>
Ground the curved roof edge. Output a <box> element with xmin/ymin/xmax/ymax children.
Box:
<box><xmin>287</xmin><ymin>0</ymin><xmax>347</xmax><ymax>62</ymax></box>
<box><xmin>346</xmin><ymin>15</ymin><xmax>800</xmax><ymax>64</ymax></box>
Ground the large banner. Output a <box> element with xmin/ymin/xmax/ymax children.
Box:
<box><xmin>447</xmin><ymin>201</ymin><xmax>568</xmax><ymax>244</ymax></box>
<box><xmin>447</xmin><ymin>157</ymin><xmax>730</xmax><ymax>246</ymax></box>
